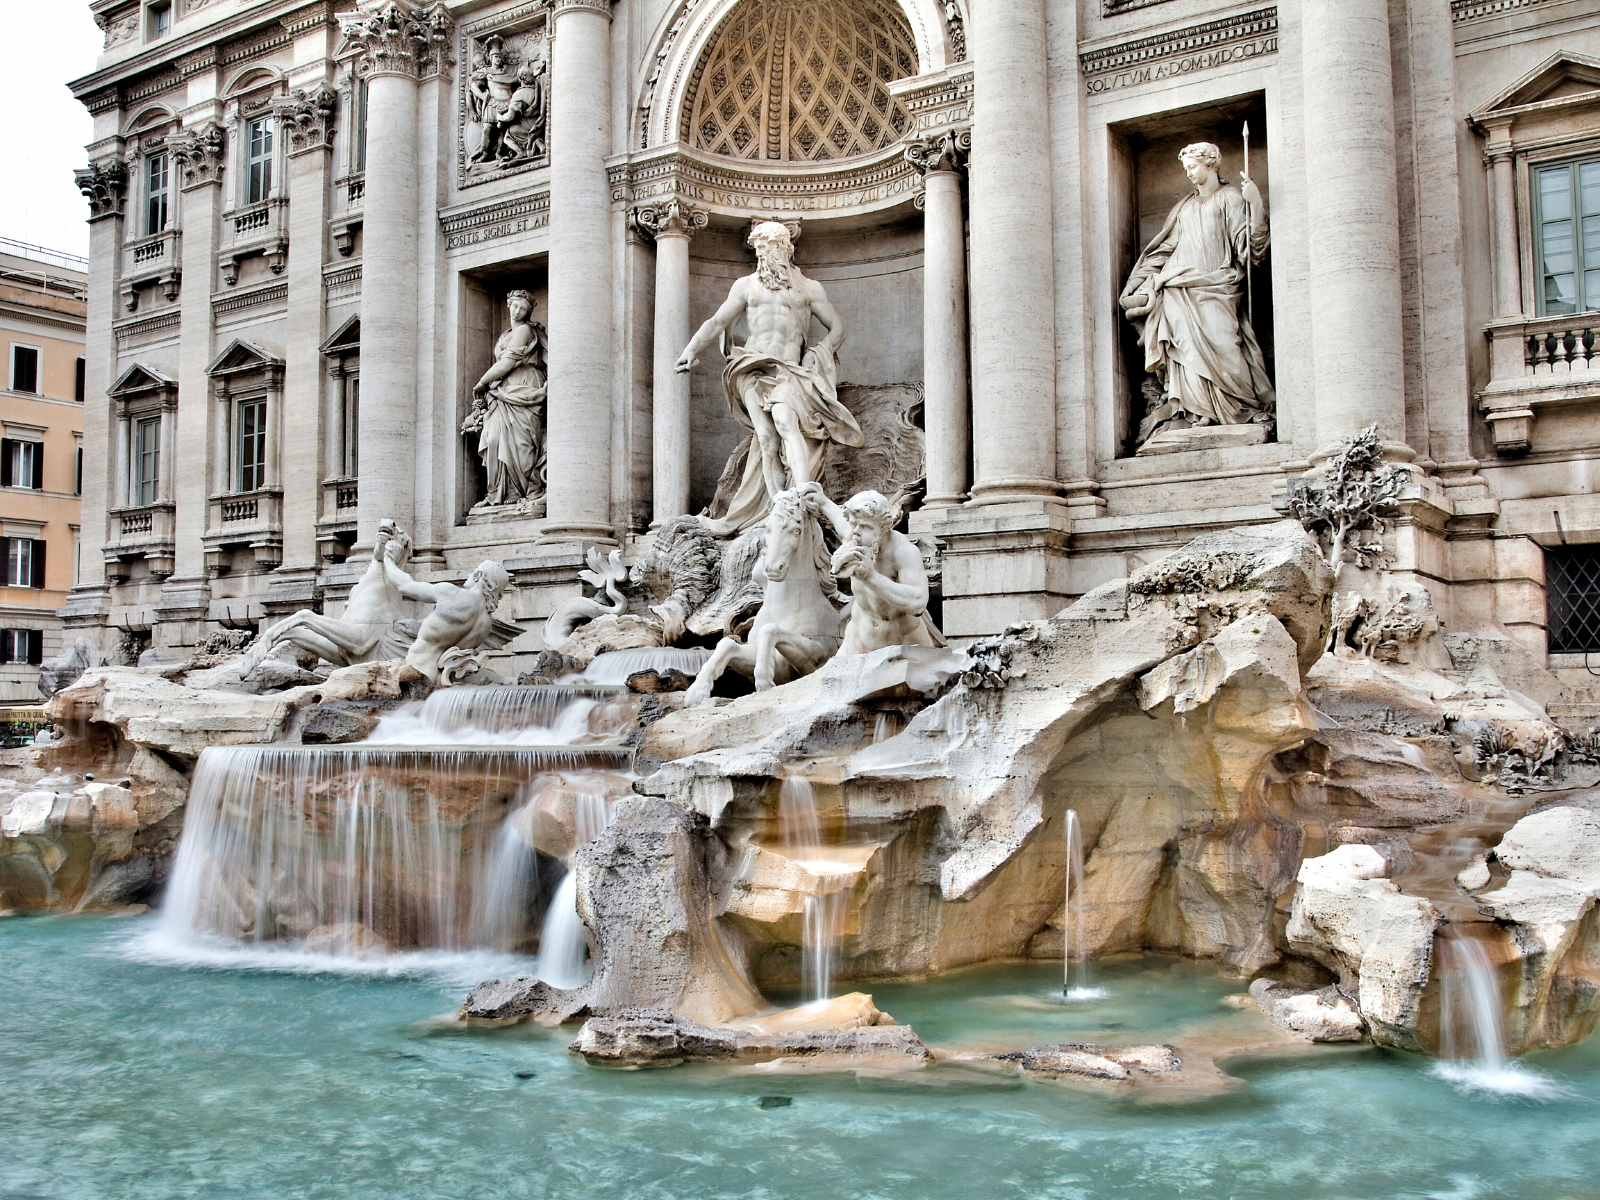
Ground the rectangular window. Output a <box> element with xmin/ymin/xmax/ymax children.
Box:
<box><xmin>1536</xmin><ymin>156</ymin><xmax>1600</xmax><ymax>316</ymax></box>
<box><xmin>145</xmin><ymin>152</ymin><xmax>169</xmax><ymax>236</ymax></box>
<box><xmin>0</xmin><ymin>629</ymin><xmax>43</xmax><ymax>665</ymax></box>
<box><xmin>355</xmin><ymin>79</ymin><xmax>369</xmax><ymax>174</ymax></box>
<box><xmin>134</xmin><ymin>417</ymin><xmax>160</xmax><ymax>507</ymax></box>
<box><xmin>1547</xmin><ymin>545</ymin><xmax>1600</xmax><ymax>653</ymax></box>
<box><xmin>237</xmin><ymin>398</ymin><xmax>267</xmax><ymax>492</ymax></box>
<box><xmin>246</xmin><ymin>117</ymin><xmax>274</xmax><ymax>206</ymax></box>
<box><xmin>76</xmin><ymin>446</ymin><xmax>83</xmax><ymax>496</ymax></box>
<box><xmin>344</xmin><ymin>376</ymin><xmax>360</xmax><ymax>477</ymax></box>
<box><xmin>10</xmin><ymin>345</ymin><xmax>39</xmax><ymax>393</ymax></box>
<box><xmin>2</xmin><ymin>539</ymin><xmax>45</xmax><ymax>590</ymax></box>
<box><xmin>149</xmin><ymin>2</ymin><xmax>171</xmax><ymax>40</ymax></box>
<box><xmin>1</xmin><ymin>439</ymin><xmax>42</xmax><ymax>490</ymax></box>
<box><xmin>75</xmin><ymin>357</ymin><xmax>86</xmax><ymax>402</ymax></box>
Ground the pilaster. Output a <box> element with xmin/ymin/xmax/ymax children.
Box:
<box><xmin>636</xmin><ymin>199</ymin><xmax>707</xmax><ymax>527</ymax></box>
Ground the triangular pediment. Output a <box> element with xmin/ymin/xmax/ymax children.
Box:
<box><xmin>107</xmin><ymin>361</ymin><xmax>176</xmax><ymax>397</ymax></box>
<box><xmin>1472</xmin><ymin>50</ymin><xmax>1600</xmax><ymax>120</ymax></box>
<box><xmin>319</xmin><ymin>315</ymin><xmax>360</xmax><ymax>356</ymax></box>
<box><xmin>206</xmin><ymin>337</ymin><xmax>283</xmax><ymax>377</ymax></box>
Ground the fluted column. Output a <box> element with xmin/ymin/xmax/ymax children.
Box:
<box><xmin>907</xmin><ymin>132</ymin><xmax>971</xmax><ymax>510</ymax></box>
<box><xmin>1482</xmin><ymin>117</ymin><xmax>1522</xmax><ymax>320</ymax></box>
<box><xmin>966</xmin><ymin>0</ymin><xmax>1057</xmax><ymax>504</ymax></box>
<box><xmin>636</xmin><ymin>200</ymin><xmax>707</xmax><ymax>526</ymax></box>
<box><xmin>1303</xmin><ymin>0</ymin><xmax>1409</xmax><ymax>454</ymax></box>
<box><xmin>540</xmin><ymin>0</ymin><xmax>617</xmax><ymax>545</ymax></box>
<box><xmin>339</xmin><ymin>3</ymin><xmax>451</xmax><ymax>548</ymax></box>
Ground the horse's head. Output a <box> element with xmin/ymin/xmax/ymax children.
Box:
<box><xmin>762</xmin><ymin>488</ymin><xmax>818</xmax><ymax>584</ymax></box>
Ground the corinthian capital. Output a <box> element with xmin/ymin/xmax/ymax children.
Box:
<box><xmin>553</xmin><ymin>0</ymin><xmax>616</xmax><ymax>18</ymax></box>
<box><xmin>904</xmin><ymin>129</ymin><xmax>971</xmax><ymax>177</ymax></box>
<box><xmin>635</xmin><ymin>199</ymin><xmax>709</xmax><ymax>240</ymax></box>
<box><xmin>169</xmin><ymin>123</ymin><xmax>227</xmax><ymax>188</ymax></box>
<box><xmin>74</xmin><ymin>158</ymin><xmax>127</xmax><ymax>221</ymax></box>
<box><xmin>274</xmin><ymin>83</ymin><xmax>338</xmax><ymax>155</ymax></box>
<box><xmin>339</xmin><ymin>2</ymin><xmax>454</xmax><ymax>79</ymax></box>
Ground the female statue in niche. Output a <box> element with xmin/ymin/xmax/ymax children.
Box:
<box><xmin>462</xmin><ymin>289</ymin><xmax>547</xmax><ymax>509</ymax></box>
<box><xmin>1119</xmin><ymin>140</ymin><xmax>1274</xmax><ymax>448</ymax></box>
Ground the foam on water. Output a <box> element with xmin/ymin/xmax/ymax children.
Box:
<box><xmin>1429</xmin><ymin>1060</ymin><xmax>1575</xmax><ymax>1101</ymax></box>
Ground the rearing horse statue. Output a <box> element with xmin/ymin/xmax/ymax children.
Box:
<box><xmin>683</xmin><ymin>487</ymin><xmax>844</xmax><ymax>706</ymax></box>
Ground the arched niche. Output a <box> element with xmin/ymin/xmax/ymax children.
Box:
<box><xmin>641</xmin><ymin>0</ymin><xmax>957</xmax><ymax>153</ymax></box>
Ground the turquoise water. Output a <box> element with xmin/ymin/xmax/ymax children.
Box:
<box><xmin>4</xmin><ymin>915</ymin><xmax>1599</xmax><ymax>1200</ymax></box>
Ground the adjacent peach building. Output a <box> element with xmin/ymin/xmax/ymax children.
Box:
<box><xmin>0</xmin><ymin>241</ymin><xmax>87</xmax><ymax>702</ymax></box>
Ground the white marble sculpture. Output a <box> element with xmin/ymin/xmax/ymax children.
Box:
<box><xmin>462</xmin><ymin>290</ymin><xmax>547</xmax><ymax>509</ymax></box>
<box><xmin>391</xmin><ymin>559</ymin><xmax>518</xmax><ymax>686</ymax></box>
<box><xmin>683</xmin><ymin>487</ymin><xmax>844</xmax><ymax>705</ymax></box>
<box><xmin>542</xmin><ymin>547</ymin><xmax>629</xmax><ymax>652</ymax></box>
<box><xmin>676</xmin><ymin>221</ymin><xmax>863</xmax><ymax>536</ymax></box>
<box><xmin>238</xmin><ymin>521</ymin><xmax>418</xmax><ymax>677</ymax></box>
<box><xmin>1119</xmin><ymin>141</ymin><xmax>1273</xmax><ymax>448</ymax></box>
<box><xmin>466</xmin><ymin>38</ymin><xmax>546</xmax><ymax>172</ymax></box>
<box><xmin>805</xmin><ymin>484</ymin><xmax>945</xmax><ymax>655</ymax></box>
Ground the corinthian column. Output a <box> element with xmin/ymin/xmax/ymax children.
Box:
<box><xmin>540</xmin><ymin>0</ymin><xmax>617</xmax><ymax>546</ymax></box>
<box><xmin>636</xmin><ymin>199</ymin><xmax>707</xmax><ymax>526</ymax></box>
<box><xmin>965</xmin><ymin>0</ymin><xmax>1057</xmax><ymax>503</ymax></box>
<box><xmin>1303</xmin><ymin>0</ymin><xmax>1409</xmax><ymax>455</ymax></box>
<box><xmin>338</xmin><ymin>3</ymin><xmax>451</xmax><ymax>547</ymax></box>
<box><xmin>907</xmin><ymin>131</ymin><xmax>971</xmax><ymax>510</ymax></box>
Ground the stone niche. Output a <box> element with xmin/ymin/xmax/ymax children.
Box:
<box><xmin>685</xmin><ymin>214</ymin><xmax>926</xmax><ymax>514</ymax></box>
<box><xmin>1107</xmin><ymin>91</ymin><xmax>1274</xmax><ymax>458</ymax></box>
<box><xmin>455</xmin><ymin>258</ymin><xmax>548</xmax><ymax>523</ymax></box>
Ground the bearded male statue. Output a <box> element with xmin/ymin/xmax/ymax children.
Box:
<box><xmin>803</xmin><ymin>484</ymin><xmax>944</xmax><ymax>655</ymax></box>
<box><xmin>1119</xmin><ymin>140</ymin><xmax>1273</xmax><ymax>448</ymax></box>
<box><xmin>677</xmin><ymin>221</ymin><xmax>864</xmax><ymax>536</ymax></box>
<box><xmin>388</xmin><ymin>559</ymin><xmax>518</xmax><ymax>686</ymax></box>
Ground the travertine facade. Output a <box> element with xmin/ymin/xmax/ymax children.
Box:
<box><xmin>66</xmin><ymin>0</ymin><xmax>1600</xmax><ymax>681</ymax></box>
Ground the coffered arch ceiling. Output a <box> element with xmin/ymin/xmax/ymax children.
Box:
<box><xmin>680</xmin><ymin>0</ymin><xmax>919</xmax><ymax>163</ymax></box>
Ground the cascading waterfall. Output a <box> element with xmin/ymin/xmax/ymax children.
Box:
<box><xmin>1062</xmin><ymin>809</ymin><xmax>1104</xmax><ymax>1001</ymax></box>
<box><xmin>535</xmin><ymin>792</ymin><xmax>615</xmax><ymax>988</ymax></box>
<box><xmin>365</xmin><ymin>685</ymin><xmax>623</xmax><ymax>746</ymax></box>
<box><xmin>778</xmin><ymin>773</ymin><xmax>822</xmax><ymax>849</ymax></box>
<box><xmin>467</xmin><ymin>796</ymin><xmax>542</xmax><ymax>953</ymax></box>
<box><xmin>583</xmin><ymin>647</ymin><xmax>712</xmax><ymax>685</ymax></box>
<box><xmin>802</xmin><ymin>883</ymin><xmax>849</xmax><ymax>1004</ymax></box>
<box><xmin>1431</xmin><ymin>928</ymin><xmax>1565</xmax><ymax>1098</ymax></box>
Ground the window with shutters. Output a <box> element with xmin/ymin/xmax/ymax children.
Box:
<box><xmin>236</xmin><ymin>398</ymin><xmax>267</xmax><ymax>492</ymax></box>
<box><xmin>354</xmin><ymin>79</ymin><xmax>369</xmax><ymax>174</ymax></box>
<box><xmin>135</xmin><ymin>417</ymin><xmax>161</xmax><ymax>507</ymax></box>
<box><xmin>145</xmin><ymin>152</ymin><xmax>170</xmax><ymax>236</ymax></box>
<box><xmin>344</xmin><ymin>376</ymin><xmax>359</xmax><ymax>477</ymax></box>
<box><xmin>4</xmin><ymin>538</ymin><xmax>44</xmax><ymax>589</ymax></box>
<box><xmin>246</xmin><ymin>117</ymin><xmax>274</xmax><ymax>205</ymax></box>
<box><xmin>0</xmin><ymin>629</ymin><xmax>43</xmax><ymax>665</ymax></box>
<box><xmin>1</xmin><ymin>439</ymin><xmax>43</xmax><ymax>490</ymax></box>
<box><xmin>10</xmin><ymin>345</ymin><xmax>39</xmax><ymax>394</ymax></box>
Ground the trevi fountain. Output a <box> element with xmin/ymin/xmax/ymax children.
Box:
<box><xmin>10</xmin><ymin>0</ymin><xmax>1600</xmax><ymax>1196</ymax></box>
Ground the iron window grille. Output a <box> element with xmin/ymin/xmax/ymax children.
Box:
<box><xmin>1546</xmin><ymin>545</ymin><xmax>1600</xmax><ymax>653</ymax></box>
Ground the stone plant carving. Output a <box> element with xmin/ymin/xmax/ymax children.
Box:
<box><xmin>239</xmin><ymin>520</ymin><xmax>420</xmax><ymax>678</ymax></box>
<box><xmin>684</xmin><ymin>488</ymin><xmax>844</xmax><ymax>705</ymax></box>
<box><xmin>1119</xmin><ymin>140</ymin><xmax>1273</xmax><ymax>449</ymax></box>
<box><xmin>74</xmin><ymin>159</ymin><xmax>127</xmax><ymax>220</ymax></box>
<box><xmin>806</xmin><ymin>484</ymin><xmax>945</xmax><ymax>655</ymax></box>
<box><xmin>273</xmin><ymin>84</ymin><xmax>337</xmax><ymax>155</ymax></box>
<box><xmin>463</xmin><ymin>291</ymin><xmax>546</xmax><ymax>510</ymax></box>
<box><xmin>339</xmin><ymin>2</ymin><xmax>454</xmax><ymax>78</ymax></box>
<box><xmin>1288</xmin><ymin>425</ymin><xmax>1407</xmax><ymax>574</ymax></box>
<box><xmin>465</xmin><ymin>34</ymin><xmax>547</xmax><ymax>175</ymax></box>
<box><xmin>677</xmin><ymin>221</ymin><xmax>862</xmax><ymax>536</ymax></box>
<box><xmin>543</xmin><ymin>548</ymin><xmax>630</xmax><ymax>652</ymax></box>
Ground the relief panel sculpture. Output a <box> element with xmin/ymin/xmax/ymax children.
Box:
<box><xmin>462</xmin><ymin>289</ymin><xmax>548</xmax><ymax>514</ymax></box>
<box><xmin>459</xmin><ymin>26</ymin><xmax>549</xmax><ymax>186</ymax></box>
<box><xmin>1119</xmin><ymin>139</ymin><xmax>1274</xmax><ymax>454</ymax></box>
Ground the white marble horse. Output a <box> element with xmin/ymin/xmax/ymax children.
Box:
<box><xmin>683</xmin><ymin>487</ymin><xmax>844</xmax><ymax>706</ymax></box>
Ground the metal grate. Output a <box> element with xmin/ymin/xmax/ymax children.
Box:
<box><xmin>1546</xmin><ymin>546</ymin><xmax>1600</xmax><ymax>653</ymax></box>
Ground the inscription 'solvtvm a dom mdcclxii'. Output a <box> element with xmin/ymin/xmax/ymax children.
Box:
<box><xmin>60</xmin><ymin>0</ymin><xmax>1600</xmax><ymax>690</ymax></box>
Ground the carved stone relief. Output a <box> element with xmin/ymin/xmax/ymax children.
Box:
<box><xmin>339</xmin><ymin>3</ymin><xmax>454</xmax><ymax>79</ymax></box>
<box><xmin>462</xmin><ymin>289</ymin><xmax>548</xmax><ymax>513</ymax></box>
<box><xmin>457</xmin><ymin>20</ymin><xmax>549</xmax><ymax>188</ymax></box>
<box><xmin>274</xmin><ymin>84</ymin><xmax>337</xmax><ymax>156</ymax></box>
<box><xmin>75</xmin><ymin>159</ymin><xmax>128</xmax><ymax>220</ymax></box>
<box><xmin>96</xmin><ymin>7</ymin><xmax>140</xmax><ymax>50</ymax></box>
<box><xmin>170</xmin><ymin>123</ymin><xmax>227</xmax><ymax>188</ymax></box>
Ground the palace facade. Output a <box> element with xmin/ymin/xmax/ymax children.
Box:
<box><xmin>67</xmin><ymin>0</ymin><xmax>1600</xmax><ymax>680</ymax></box>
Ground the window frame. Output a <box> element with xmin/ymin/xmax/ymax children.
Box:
<box><xmin>3</xmin><ymin>537</ymin><xmax>44</xmax><ymax>590</ymax></box>
<box><xmin>75</xmin><ymin>357</ymin><xmax>86</xmax><ymax>403</ymax></box>
<box><xmin>235</xmin><ymin>396</ymin><xmax>268</xmax><ymax>493</ymax></box>
<box><xmin>10</xmin><ymin>343</ymin><xmax>40</xmax><ymax>394</ymax></box>
<box><xmin>0</xmin><ymin>628</ymin><xmax>43</xmax><ymax>665</ymax></box>
<box><xmin>134</xmin><ymin>415</ymin><xmax>161</xmax><ymax>508</ymax></box>
<box><xmin>245</xmin><ymin>115</ymin><xmax>275</xmax><ymax>206</ymax></box>
<box><xmin>148</xmin><ymin>2</ymin><xmax>171</xmax><ymax>41</ymax></box>
<box><xmin>145</xmin><ymin>150</ymin><xmax>170</xmax><ymax>236</ymax></box>
<box><xmin>1532</xmin><ymin>152</ymin><xmax>1600</xmax><ymax>318</ymax></box>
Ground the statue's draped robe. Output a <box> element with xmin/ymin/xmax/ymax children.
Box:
<box><xmin>704</xmin><ymin>342</ymin><xmax>863</xmax><ymax>536</ymax></box>
<box><xmin>1121</xmin><ymin>185</ymin><xmax>1273</xmax><ymax>442</ymax></box>
<box><xmin>480</xmin><ymin>328</ymin><xmax>546</xmax><ymax>505</ymax></box>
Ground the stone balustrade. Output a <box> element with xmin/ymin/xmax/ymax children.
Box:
<box><xmin>104</xmin><ymin>501</ymin><xmax>176</xmax><ymax>581</ymax></box>
<box><xmin>220</xmin><ymin>197</ymin><xmax>289</xmax><ymax>284</ymax></box>
<box><xmin>119</xmin><ymin>229</ymin><xmax>182</xmax><ymax>310</ymax></box>
<box><xmin>203</xmin><ymin>489</ymin><xmax>283</xmax><ymax>574</ymax></box>
<box><xmin>1481</xmin><ymin>311</ymin><xmax>1600</xmax><ymax>455</ymax></box>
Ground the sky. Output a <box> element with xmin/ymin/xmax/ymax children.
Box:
<box><xmin>1</xmin><ymin>6</ymin><xmax>109</xmax><ymax>260</ymax></box>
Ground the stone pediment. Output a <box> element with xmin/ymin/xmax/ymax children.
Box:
<box><xmin>320</xmin><ymin>315</ymin><xmax>361</xmax><ymax>356</ymax></box>
<box><xmin>107</xmin><ymin>361</ymin><xmax>177</xmax><ymax>398</ymax></box>
<box><xmin>206</xmin><ymin>337</ymin><xmax>284</xmax><ymax>379</ymax></box>
<box><xmin>1470</xmin><ymin>50</ymin><xmax>1600</xmax><ymax>121</ymax></box>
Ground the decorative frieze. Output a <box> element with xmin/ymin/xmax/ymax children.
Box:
<box><xmin>212</xmin><ymin>282</ymin><xmax>288</xmax><ymax>318</ymax></box>
<box><xmin>275</xmin><ymin>84</ymin><xmax>337</xmax><ymax>156</ymax></box>
<box><xmin>894</xmin><ymin>62</ymin><xmax>973</xmax><ymax>138</ymax></box>
<box><xmin>324</xmin><ymin>265</ymin><xmax>363</xmax><ymax>303</ymax></box>
<box><xmin>74</xmin><ymin>158</ymin><xmax>128</xmax><ymax>221</ymax></box>
<box><xmin>1452</xmin><ymin>0</ymin><xmax>1550</xmax><ymax>21</ymax></box>
<box><xmin>634</xmin><ymin>199</ymin><xmax>709</xmax><ymax>240</ymax></box>
<box><xmin>113</xmin><ymin>312</ymin><xmax>182</xmax><ymax>344</ymax></box>
<box><xmin>170</xmin><ymin>123</ymin><xmax>227</xmax><ymax>188</ymax></box>
<box><xmin>457</xmin><ymin>8</ymin><xmax>550</xmax><ymax>189</ymax></box>
<box><xmin>553</xmin><ymin>0</ymin><xmax>614</xmax><ymax>15</ymax></box>
<box><xmin>1079</xmin><ymin>7</ymin><xmax>1277</xmax><ymax>97</ymax></box>
<box><xmin>440</xmin><ymin>192</ymin><xmax>551</xmax><ymax>252</ymax></box>
<box><xmin>96</xmin><ymin>6</ymin><xmax>140</xmax><ymax>50</ymax></box>
<box><xmin>1102</xmin><ymin>0</ymin><xmax>1175</xmax><ymax>15</ymax></box>
<box><xmin>339</xmin><ymin>3</ymin><xmax>454</xmax><ymax>79</ymax></box>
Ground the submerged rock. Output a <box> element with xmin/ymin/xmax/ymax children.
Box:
<box><xmin>457</xmin><ymin>976</ymin><xmax>590</xmax><ymax>1025</ymax></box>
<box><xmin>570</xmin><ymin>1007</ymin><xmax>932</xmax><ymax>1069</ymax></box>
<box><xmin>1249</xmin><ymin>979</ymin><xmax>1367</xmax><ymax>1042</ymax></box>
<box><xmin>988</xmin><ymin>1042</ymin><xmax>1183</xmax><ymax>1082</ymax></box>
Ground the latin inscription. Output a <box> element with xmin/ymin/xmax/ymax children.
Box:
<box><xmin>1084</xmin><ymin>35</ymin><xmax>1277</xmax><ymax>95</ymax></box>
